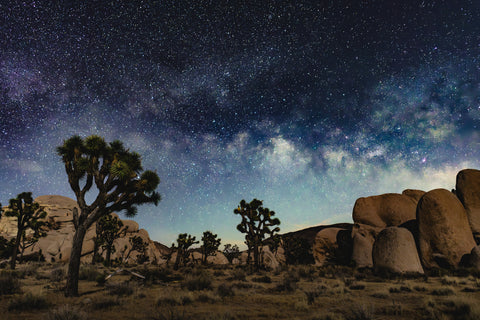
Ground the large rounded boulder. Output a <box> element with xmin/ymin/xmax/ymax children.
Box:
<box><xmin>353</xmin><ymin>193</ymin><xmax>419</xmax><ymax>228</ymax></box>
<box><xmin>417</xmin><ymin>189</ymin><xmax>476</xmax><ymax>269</ymax></box>
<box><xmin>372</xmin><ymin>227</ymin><xmax>424</xmax><ymax>275</ymax></box>
<box><xmin>455</xmin><ymin>169</ymin><xmax>480</xmax><ymax>242</ymax></box>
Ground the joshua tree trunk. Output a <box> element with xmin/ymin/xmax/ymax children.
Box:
<box><xmin>65</xmin><ymin>225</ymin><xmax>87</xmax><ymax>297</ymax></box>
<box><xmin>105</xmin><ymin>246</ymin><xmax>112</xmax><ymax>266</ymax></box>
<box><xmin>10</xmin><ymin>233</ymin><xmax>21</xmax><ymax>269</ymax></box>
<box><xmin>253</xmin><ymin>244</ymin><xmax>260</xmax><ymax>271</ymax></box>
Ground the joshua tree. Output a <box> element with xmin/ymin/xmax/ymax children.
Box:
<box><xmin>123</xmin><ymin>235</ymin><xmax>149</xmax><ymax>263</ymax></box>
<box><xmin>223</xmin><ymin>243</ymin><xmax>240</xmax><ymax>264</ymax></box>
<box><xmin>201</xmin><ymin>231</ymin><xmax>221</xmax><ymax>265</ymax></box>
<box><xmin>234</xmin><ymin>199</ymin><xmax>280</xmax><ymax>270</ymax></box>
<box><xmin>57</xmin><ymin>135</ymin><xmax>160</xmax><ymax>296</ymax></box>
<box><xmin>95</xmin><ymin>214</ymin><xmax>125</xmax><ymax>266</ymax></box>
<box><xmin>5</xmin><ymin>192</ymin><xmax>47</xmax><ymax>269</ymax></box>
<box><xmin>173</xmin><ymin>233</ymin><xmax>198</xmax><ymax>270</ymax></box>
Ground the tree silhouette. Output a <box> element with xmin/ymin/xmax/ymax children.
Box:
<box><xmin>95</xmin><ymin>214</ymin><xmax>125</xmax><ymax>266</ymax></box>
<box><xmin>223</xmin><ymin>243</ymin><xmax>240</xmax><ymax>264</ymax></box>
<box><xmin>57</xmin><ymin>135</ymin><xmax>160</xmax><ymax>296</ymax></box>
<box><xmin>201</xmin><ymin>231</ymin><xmax>221</xmax><ymax>265</ymax></box>
<box><xmin>5</xmin><ymin>192</ymin><xmax>47</xmax><ymax>269</ymax></box>
<box><xmin>124</xmin><ymin>235</ymin><xmax>149</xmax><ymax>264</ymax></box>
<box><xmin>173</xmin><ymin>233</ymin><xmax>198</xmax><ymax>270</ymax></box>
<box><xmin>234</xmin><ymin>199</ymin><xmax>280</xmax><ymax>270</ymax></box>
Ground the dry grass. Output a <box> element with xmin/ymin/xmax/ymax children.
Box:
<box><xmin>0</xmin><ymin>263</ymin><xmax>478</xmax><ymax>319</ymax></box>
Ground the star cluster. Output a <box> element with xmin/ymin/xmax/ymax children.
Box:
<box><xmin>1</xmin><ymin>1</ymin><xmax>480</xmax><ymax>246</ymax></box>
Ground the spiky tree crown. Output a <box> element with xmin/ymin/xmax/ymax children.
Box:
<box><xmin>5</xmin><ymin>192</ymin><xmax>47</xmax><ymax>231</ymax></box>
<box><xmin>56</xmin><ymin>135</ymin><xmax>161</xmax><ymax>219</ymax></box>
<box><xmin>234</xmin><ymin>198</ymin><xmax>280</xmax><ymax>246</ymax></box>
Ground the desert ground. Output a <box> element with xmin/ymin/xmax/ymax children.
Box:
<box><xmin>0</xmin><ymin>262</ymin><xmax>479</xmax><ymax>320</ymax></box>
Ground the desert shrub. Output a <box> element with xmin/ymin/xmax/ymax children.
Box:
<box><xmin>349</xmin><ymin>284</ymin><xmax>365</xmax><ymax>290</ymax></box>
<box><xmin>414</xmin><ymin>285</ymin><xmax>427</xmax><ymax>292</ymax></box>
<box><xmin>0</xmin><ymin>273</ymin><xmax>21</xmax><ymax>295</ymax></box>
<box><xmin>213</xmin><ymin>270</ymin><xmax>225</xmax><ymax>277</ymax></box>
<box><xmin>370</xmin><ymin>291</ymin><xmax>389</xmax><ymax>299</ymax></box>
<box><xmin>91</xmin><ymin>297</ymin><xmax>121</xmax><ymax>310</ymax></box>
<box><xmin>95</xmin><ymin>273</ymin><xmax>106</xmax><ymax>286</ymax></box>
<box><xmin>106</xmin><ymin>281</ymin><xmax>134</xmax><ymax>296</ymax></box>
<box><xmin>149</xmin><ymin>308</ymin><xmax>188</xmax><ymax>320</ymax></box>
<box><xmin>17</xmin><ymin>263</ymin><xmax>40</xmax><ymax>278</ymax></box>
<box><xmin>276</xmin><ymin>274</ymin><xmax>298</xmax><ymax>292</ymax></box>
<box><xmin>157</xmin><ymin>291</ymin><xmax>193</xmax><ymax>306</ymax></box>
<box><xmin>230</xmin><ymin>268</ymin><xmax>246</xmax><ymax>281</ymax></box>
<box><xmin>78</xmin><ymin>265</ymin><xmax>102</xmax><ymax>281</ymax></box>
<box><xmin>8</xmin><ymin>292</ymin><xmax>49</xmax><ymax>311</ymax></box>
<box><xmin>45</xmin><ymin>304</ymin><xmax>89</xmax><ymax>320</ymax></box>
<box><xmin>232</xmin><ymin>282</ymin><xmax>253</xmax><ymax>289</ymax></box>
<box><xmin>181</xmin><ymin>273</ymin><xmax>212</xmax><ymax>291</ymax></box>
<box><xmin>202</xmin><ymin>312</ymin><xmax>238</xmax><ymax>320</ymax></box>
<box><xmin>441</xmin><ymin>276</ymin><xmax>458</xmax><ymax>286</ymax></box>
<box><xmin>50</xmin><ymin>267</ymin><xmax>65</xmax><ymax>282</ymax></box>
<box><xmin>294</xmin><ymin>297</ymin><xmax>309</xmax><ymax>311</ymax></box>
<box><xmin>346</xmin><ymin>303</ymin><xmax>375</xmax><ymax>320</ymax></box>
<box><xmin>296</xmin><ymin>265</ymin><xmax>317</xmax><ymax>279</ymax></box>
<box><xmin>389</xmin><ymin>285</ymin><xmax>412</xmax><ymax>293</ymax></box>
<box><xmin>252</xmin><ymin>275</ymin><xmax>271</xmax><ymax>283</ymax></box>
<box><xmin>431</xmin><ymin>287</ymin><xmax>455</xmax><ymax>296</ymax></box>
<box><xmin>217</xmin><ymin>283</ymin><xmax>235</xmax><ymax>298</ymax></box>
<box><xmin>380</xmin><ymin>301</ymin><xmax>403</xmax><ymax>316</ymax></box>
<box><xmin>442</xmin><ymin>296</ymin><xmax>480</xmax><ymax>320</ymax></box>
<box><xmin>311</xmin><ymin>313</ymin><xmax>345</xmax><ymax>320</ymax></box>
<box><xmin>196</xmin><ymin>291</ymin><xmax>219</xmax><ymax>303</ymax></box>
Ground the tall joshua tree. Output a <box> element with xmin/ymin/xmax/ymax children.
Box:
<box><xmin>234</xmin><ymin>199</ymin><xmax>280</xmax><ymax>270</ymax></box>
<box><xmin>57</xmin><ymin>135</ymin><xmax>160</xmax><ymax>297</ymax></box>
<box><xmin>201</xmin><ymin>231</ymin><xmax>221</xmax><ymax>265</ymax></box>
<box><xmin>5</xmin><ymin>192</ymin><xmax>47</xmax><ymax>269</ymax></box>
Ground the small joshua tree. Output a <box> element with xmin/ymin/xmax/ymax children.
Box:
<box><xmin>95</xmin><ymin>214</ymin><xmax>125</xmax><ymax>266</ymax></box>
<box><xmin>223</xmin><ymin>244</ymin><xmax>241</xmax><ymax>264</ymax></box>
<box><xmin>234</xmin><ymin>199</ymin><xmax>280</xmax><ymax>270</ymax></box>
<box><xmin>124</xmin><ymin>235</ymin><xmax>149</xmax><ymax>264</ymax></box>
<box><xmin>5</xmin><ymin>192</ymin><xmax>47</xmax><ymax>269</ymax></box>
<box><xmin>201</xmin><ymin>231</ymin><xmax>221</xmax><ymax>265</ymax></box>
<box><xmin>173</xmin><ymin>233</ymin><xmax>198</xmax><ymax>270</ymax></box>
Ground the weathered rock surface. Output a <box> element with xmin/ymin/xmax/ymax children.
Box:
<box><xmin>313</xmin><ymin>227</ymin><xmax>347</xmax><ymax>266</ymax></box>
<box><xmin>469</xmin><ymin>246</ymin><xmax>480</xmax><ymax>270</ymax></box>
<box><xmin>456</xmin><ymin>169</ymin><xmax>480</xmax><ymax>241</ymax></box>
<box><xmin>351</xmin><ymin>223</ymin><xmax>381</xmax><ymax>268</ymax></box>
<box><xmin>372</xmin><ymin>227</ymin><xmax>424</xmax><ymax>274</ymax></box>
<box><xmin>352</xmin><ymin>193</ymin><xmax>419</xmax><ymax>228</ymax></box>
<box><xmin>417</xmin><ymin>189</ymin><xmax>476</xmax><ymax>269</ymax></box>
<box><xmin>402</xmin><ymin>189</ymin><xmax>426</xmax><ymax>202</ymax></box>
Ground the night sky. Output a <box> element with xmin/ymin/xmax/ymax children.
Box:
<box><xmin>1</xmin><ymin>1</ymin><xmax>480</xmax><ymax>247</ymax></box>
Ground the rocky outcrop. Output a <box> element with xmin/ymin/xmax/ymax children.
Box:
<box><xmin>372</xmin><ymin>227</ymin><xmax>424</xmax><ymax>274</ymax></box>
<box><xmin>417</xmin><ymin>189</ymin><xmax>476</xmax><ymax>269</ymax></box>
<box><xmin>0</xmin><ymin>195</ymin><xmax>163</xmax><ymax>264</ymax></box>
<box><xmin>456</xmin><ymin>169</ymin><xmax>480</xmax><ymax>242</ymax></box>
<box><xmin>352</xmin><ymin>193</ymin><xmax>419</xmax><ymax>229</ymax></box>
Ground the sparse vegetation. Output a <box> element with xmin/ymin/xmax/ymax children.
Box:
<box><xmin>181</xmin><ymin>272</ymin><xmax>212</xmax><ymax>291</ymax></box>
<box><xmin>0</xmin><ymin>272</ymin><xmax>21</xmax><ymax>295</ymax></box>
<box><xmin>46</xmin><ymin>304</ymin><xmax>89</xmax><ymax>320</ymax></box>
<box><xmin>106</xmin><ymin>281</ymin><xmax>134</xmax><ymax>296</ymax></box>
<box><xmin>8</xmin><ymin>291</ymin><xmax>49</xmax><ymax>311</ymax></box>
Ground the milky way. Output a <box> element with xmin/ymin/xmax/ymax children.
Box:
<box><xmin>1</xmin><ymin>1</ymin><xmax>479</xmax><ymax>246</ymax></box>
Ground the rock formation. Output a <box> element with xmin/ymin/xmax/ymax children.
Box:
<box><xmin>456</xmin><ymin>169</ymin><xmax>480</xmax><ymax>243</ymax></box>
<box><xmin>372</xmin><ymin>227</ymin><xmax>424</xmax><ymax>274</ymax></box>
<box><xmin>353</xmin><ymin>193</ymin><xmax>419</xmax><ymax>228</ymax></box>
<box><xmin>351</xmin><ymin>224</ymin><xmax>380</xmax><ymax>268</ymax></box>
<box><xmin>417</xmin><ymin>189</ymin><xmax>476</xmax><ymax>269</ymax></box>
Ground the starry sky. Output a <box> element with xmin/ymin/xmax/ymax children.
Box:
<box><xmin>1</xmin><ymin>1</ymin><xmax>480</xmax><ymax>247</ymax></box>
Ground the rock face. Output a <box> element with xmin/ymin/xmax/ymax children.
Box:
<box><xmin>417</xmin><ymin>189</ymin><xmax>476</xmax><ymax>269</ymax></box>
<box><xmin>402</xmin><ymin>189</ymin><xmax>426</xmax><ymax>202</ymax></box>
<box><xmin>372</xmin><ymin>227</ymin><xmax>424</xmax><ymax>274</ymax></box>
<box><xmin>456</xmin><ymin>169</ymin><xmax>480</xmax><ymax>242</ymax></box>
<box><xmin>0</xmin><ymin>195</ymin><xmax>164</xmax><ymax>264</ymax></box>
<box><xmin>352</xmin><ymin>193</ymin><xmax>419</xmax><ymax>229</ymax></box>
<box><xmin>351</xmin><ymin>224</ymin><xmax>380</xmax><ymax>268</ymax></box>
<box><xmin>313</xmin><ymin>227</ymin><xmax>346</xmax><ymax>266</ymax></box>
<box><xmin>470</xmin><ymin>246</ymin><xmax>480</xmax><ymax>270</ymax></box>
